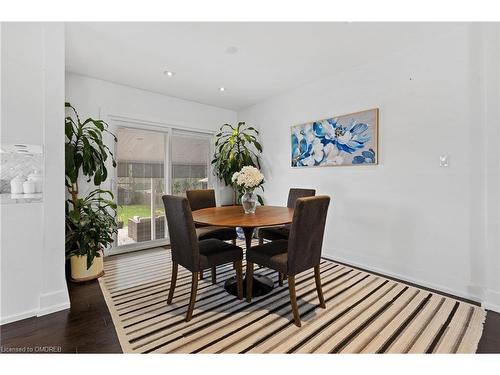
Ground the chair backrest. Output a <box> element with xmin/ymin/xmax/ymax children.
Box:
<box><xmin>162</xmin><ymin>195</ymin><xmax>200</xmax><ymax>272</ymax></box>
<box><xmin>286</xmin><ymin>196</ymin><xmax>330</xmax><ymax>275</ymax></box>
<box><xmin>287</xmin><ymin>188</ymin><xmax>316</xmax><ymax>208</ymax></box>
<box><xmin>186</xmin><ymin>189</ymin><xmax>217</xmax><ymax>211</ymax></box>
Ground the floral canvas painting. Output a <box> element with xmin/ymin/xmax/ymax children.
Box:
<box><xmin>291</xmin><ymin>108</ymin><xmax>378</xmax><ymax>167</ymax></box>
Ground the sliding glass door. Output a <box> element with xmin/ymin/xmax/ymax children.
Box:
<box><xmin>110</xmin><ymin>124</ymin><xmax>213</xmax><ymax>254</ymax></box>
<box><xmin>115</xmin><ymin>127</ymin><xmax>167</xmax><ymax>248</ymax></box>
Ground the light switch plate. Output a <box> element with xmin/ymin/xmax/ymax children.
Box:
<box><xmin>439</xmin><ymin>155</ymin><xmax>449</xmax><ymax>167</ymax></box>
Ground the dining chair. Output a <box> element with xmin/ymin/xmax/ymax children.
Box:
<box><xmin>246</xmin><ymin>195</ymin><xmax>330</xmax><ymax>327</ymax></box>
<box><xmin>162</xmin><ymin>195</ymin><xmax>244</xmax><ymax>322</ymax></box>
<box><xmin>186</xmin><ymin>189</ymin><xmax>238</xmax><ymax>284</ymax></box>
<box><xmin>257</xmin><ymin>188</ymin><xmax>316</xmax><ymax>244</ymax></box>
<box><xmin>257</xmin><ymin>188</ymin><xmax>316</xmax><ymax>286</ymax></box>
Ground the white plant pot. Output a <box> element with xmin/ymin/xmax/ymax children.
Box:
<box><xmin>70</xmin><ymin>251</ymin><xmax>104</xmax><ymax>282</ymax></box>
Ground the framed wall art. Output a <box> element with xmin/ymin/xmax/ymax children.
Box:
<box><xmin>291</xmin><ymin>108</ymin><xmax>379</xmax><ymax>167</ymax></box>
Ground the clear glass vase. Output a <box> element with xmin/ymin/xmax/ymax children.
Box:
<box><xmin>241</xmin><ymin>190</ymin><xmax>257</xmax><ymax>214</ymax></box>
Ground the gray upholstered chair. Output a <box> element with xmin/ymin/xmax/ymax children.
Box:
<box><xmin>186</xmin><ymin>189</ymin><xmax>237</xmax><ymax>284</ymax></box>
<box><xmin>162</xmin><ymin>195</ymin><xmax>244</xmax><ymax>322</ymax></box>
<box><xmin>258</xmin><ymin>188</ymin><xmax>316</xmax><ymax>244</ymax></box>
<box><xmin>257</xmin><ymin>188</ymin><xmax>316</xmax><ymax>286</ymax></box>
<box><xmin>246</xmin><ymin>195</ymin><xmax>330</xmax><ymax>327</ymax></box>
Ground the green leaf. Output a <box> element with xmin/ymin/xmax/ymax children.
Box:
<box><xmin>253</xmin><ymin>141</ymin><xmax>263</xmax><ymax>153</ymax></box>
<box><xmin>69</xmin><ymin>209</ymin><xmax>80</xmax><ymax>221</ymax></box>
<box><xmin>86</xmin><ymin>252</ymin><xmax>95</xmax><ymax>270</ymax></box>
<box><xmin>65</xmin><ymin>121</ymin><xmax>74</xmax><ymax>140</ymax></box>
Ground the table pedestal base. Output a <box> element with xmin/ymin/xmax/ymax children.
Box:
<box><xmin>226</xmin><ymin>227</ymin><xmax>275</xmax><ymax>297</ymax></box>
<box><xmin>224</xmin><ymin>274</ymin><xmax>274</xmax><ymax>298</ymax></box>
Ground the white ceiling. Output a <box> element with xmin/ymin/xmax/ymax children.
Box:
<box><xmin>65</xmin><ymin>22</ymin><xmax>456</xmax><ymax>111</ymax></box>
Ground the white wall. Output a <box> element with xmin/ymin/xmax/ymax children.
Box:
<box><xmin>0</xmin><ymin>23</ymin><xmax>69</xmax><ymax>324</ymax></box>
<box><xmin>238</xmin><ymin>24</ymin><xmax>500</xmax><ymax>311</ymax></box>
<box><xmin>482</xmin><ymin>24</ymin><xmax>500</xmax><ymax>312</ymax></box>
<box><xmin>65</xmin><ymin>73</ymin><xmax>237</xmax><ymax>132</ymax></box>
<box><xmin>65</xmin><ymin>74</ymin><xmax>237</xmax><ymax>203</ymax></box>
<box><xmin>0</xmin><ymin>23</ymin><xmax>44</xmax><ymax>145</ymax></box>
<box><xmin>39</xmin><ymin>23</ymin><xmax>70</xmax><ymax>316</ymax></box>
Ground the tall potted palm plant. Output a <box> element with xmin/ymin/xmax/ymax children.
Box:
<box><xmin>211</xmin><ymin>122</ymin><xmax>264</xmax><ymax>204</ymax></box>
<box><xmin>65</xmin><ymin>102</ymin><xmax>117</xmax><ymax>281</ymax></box>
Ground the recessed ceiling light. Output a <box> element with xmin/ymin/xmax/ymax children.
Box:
<box><xmin>164</xmin><ymin>70</ymin><xmax>175</xmax><ymax>77</ymax></box>
<box><xmin>219</xmin><ymin>87</ymin><xmax>226</xmax><ymax>92</ymax></box>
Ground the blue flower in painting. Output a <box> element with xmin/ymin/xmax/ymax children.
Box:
<box><xmin>313</xmin><ymin>119</ymin><xmax>370</xmax><ymax>154</ymax></box>
<box><xmin>352</xmin><ymin>149</ymin><xmax>376</xmax><ymax>164</ymax></box>
<box><xmin>291</xmin><ymin>132</ymin><xmax>313</xmax><ymax>166</ymax></box>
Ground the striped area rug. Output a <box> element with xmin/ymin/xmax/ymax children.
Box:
<box><xmin>98</xmin><ymin>241</ymin><xmax>485</xmax><ymax>354</ymax></box>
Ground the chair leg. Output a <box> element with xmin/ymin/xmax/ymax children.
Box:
<box><xmin>186</xmin><ymin>272</ymin><xmax>199</xmax><ymax>322</ymax></box>
<box><xmin>211</xmin><ymin>266</ymin><xmax>217</xmax><ymax>284</ymax></box>
<box><xmin>259</xmin><ymin>237</ymin><xmax>264</xmax><ymax>245</ymax></box>
<box><xmin>314</xmin><ymin>265</ymin><xmax>326</xmax><ymax>308</ymax></box>
<box><xmin>246</xmin><ymin>262</ymin><xmax>254</xmax><ymax>303</ymax></box>
<box><xmin>200</xmin><ymin>269</ymin><xmax>204</xmax><ymax>280</ymax></box>
<box><xmin>167</xmin><ymin>261</ymin><xmax>178</xmax><ymax>304</ymax></box>
<box><xmin>278</xmin><ymin>272</ymin><xmax>283</xmax><ymax>286</ymax></box>
<box><xmin>235</xmin><ymin>260</ymin><xmax>243</xmax><ymax>300</ymax></box>
<box><xmin>288</xmin><ymin>275</ymin><xmax>301</xmax><ymax>327</ymax></box>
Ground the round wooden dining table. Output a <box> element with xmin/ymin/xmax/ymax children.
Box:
<box><xmin>192</xmin><ymin>205</ymin><xmax>294</xmax><ymax>297</ymax></box>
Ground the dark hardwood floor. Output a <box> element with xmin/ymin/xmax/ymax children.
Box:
<box><xmin>1</xmin><ymin>268</ymin><xmax>499</xmax><ymax>353</ymax></box>
<box><xmin>478</xmin><ymin>308</ymin><xmax>500</xmax><ymax>353</ymax></box>
<box><xmin>0</xmin><ymin>280</ymin><xmax>121</xmax><ymax>353</ymax></box>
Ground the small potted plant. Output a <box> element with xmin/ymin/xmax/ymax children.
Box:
<box><xmin>65</xmin><ymin>190</ymin><xmax>117</xmax><ymax>281</ymax></box>
<box><xmin>231</xmin><ymin>166</ymin><xmax>264</xmax><ymax>214</ymax></box>
<box><xmin>65</xmin><ymin>102</ymin><xmax>117</xmax><ymax>281</ymax></box>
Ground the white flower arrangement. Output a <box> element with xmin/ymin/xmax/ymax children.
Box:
<box><xmin>231</xmin><ymin>166</ymin><xmax>264</xmax><ymax>192</ymax></box>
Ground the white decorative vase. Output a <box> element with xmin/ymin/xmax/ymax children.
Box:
<box><xmin>27</xmin><ymin>169</ymin><xmax>43</xmax><ymax>193</ymax></box>
<box><xmin>242</xmin><ymin>190</ymin><xmax>257</xmax><ymax>214</ymax></box>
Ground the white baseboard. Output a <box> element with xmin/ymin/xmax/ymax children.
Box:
<box><xmin>1</xmin><ymin>288</ymin><xmax>71</xmax><ymax>325</ymax></box>
<box><xmin>1</xmin><ymin>289</ymin><xmax>71</xmax><ymax>325</ymax></box>
<box><xmin>483</xmin><ymin>289</ymin><xmax>500</xmax><ymax>313</ymax></box>
<box><xmin>324</xmin><ymin>253</ymin><xmax>483</xmax><ymax>305</ymax></box>
<box><xmin>0</xmin><ymin>308</ymin><xmax>39</xmax><ymax>325</ymax></box>
<box><xmin>1</xmin><ymin>303</ymin><xmax>70</xmax><ymax>325</ymax></box>
<box><xmin>38</xmin><ymin>289</ymin><xmax>70</xmax><ymax>317</ymax></box>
